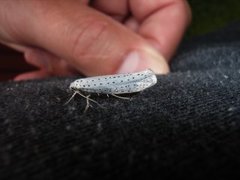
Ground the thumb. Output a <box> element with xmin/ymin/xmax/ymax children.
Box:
<box><xmin>16</xmin><ymin>1</ymin><xmax>170</xmax><ymax>75</ymax></box>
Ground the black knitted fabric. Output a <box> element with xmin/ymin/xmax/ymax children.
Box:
<box><xmin>1</xmin><ymin>23</ymin><xmax>240</xmax><ymax>179</ymax></box>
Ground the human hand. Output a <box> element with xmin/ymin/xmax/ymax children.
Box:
<box><xmin>0</xmin><ymin>0</ymin><xmax>191</xmax><ymax>80</ymax></box>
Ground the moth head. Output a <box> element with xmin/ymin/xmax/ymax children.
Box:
<box><xmin>69</xmin><ymin>80</ymin><xmax>81</xmax><ymax>91</ymax></box>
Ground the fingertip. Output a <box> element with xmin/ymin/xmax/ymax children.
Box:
<box><xmin>24</xmin><ymin>49</ymin><xmax>50</xmax><ymax>70</ymax></box>
<box><xmin>14</xmin><ymin>70</ymin><xmax>50</xmax><ymax>81</ymax></box>
<box><xmin>141</xmin><ymin>46</ymin><xmax>170</xmax><ymax>74</ymax></box>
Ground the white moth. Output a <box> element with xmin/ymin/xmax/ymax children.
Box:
<box><xmin>66</xmin><ymin>69</ymin><xmax>157</xmax><ymax>112</ymax></box>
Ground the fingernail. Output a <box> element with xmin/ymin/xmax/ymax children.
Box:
<box><xmin>117</xmin><ymin>47</ymin><xmax>169</xmax><ymax>74</ymax></box>
<box><xmin>117</xmin><ymin>51</ymin><xmax>142</xmax><ymax>74</ymax></box>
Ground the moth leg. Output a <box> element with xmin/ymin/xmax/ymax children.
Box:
<box><xmin>64</xmin><ymin>91</ymin><xmax>78</xmax><ymax>105</ymax></box>
<box><xmin>107</xmin><ymin>94</ymin><xmax>109</xmax><ymax>98</ymax></box>
<box><xmin>111</xmin><ymin>94</ymin><xmax>131</xmax><ymax>100</ymax></box>
<box><xmin>84</xmin><ymin>95</ymin><xmax>91</xmax><ymax>113</ymax></box>
<box><xmin>65</xmin><ymin>91</ymin><xmax>105</xmax><ymax>110</ymax></box>
<box><xmin>75</xmin><ymin>91</ymin><xmax>105</xmax><ymax>109</ymax></box>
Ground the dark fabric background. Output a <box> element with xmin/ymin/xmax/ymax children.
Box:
<box><xmin>1</xmin><ymin>23</ymin><xmax>240</xmax><ymax>179</ymax></box>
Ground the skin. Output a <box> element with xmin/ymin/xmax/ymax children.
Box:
<box><xmin>0</xmin><ymin>0</ymin><xmax>191</xmax><ymax>80</ymax></box>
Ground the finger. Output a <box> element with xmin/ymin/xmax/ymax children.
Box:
<box><xmin>14</xmin><ymin>70</ymin><xmax>50</xmax><ymax>81</ymax></box>
<box><xmin>19</xmin><ymin>0</ymin><xmax>169</xmax><ymax>75</ymax></box>
<box><xmin>1</xmin><ymin>40</ymin><xmax>78</xmax><ymax>76</ymax></box>
<box><xmin>24</xmin><ymin>49</ymin><xmax>77</xmax><ymax>76</ymax></box>
<box><xmin>124</xmin><ymin>17</ymin><xmax>139</xmax><ymax>32</ymax></box>
<box><xmin>91</xmin><ymin>0</ymin><xmax>129</xmax><ymax>22</ymax></box>
<box><xmin>130</xmin><ymin>0</ymin><xmax>192</xmax><ymax>60</ymax></box>
<box><xmin>0</xmin><ymin>40</ymin><xmax>31</xmax><ymax>53</ymax></box>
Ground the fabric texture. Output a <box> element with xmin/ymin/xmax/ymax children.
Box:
<box><xmin>1</xmin><ymin>23</ymin><xmax>240</xmax><ymax>179</ymax></box>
